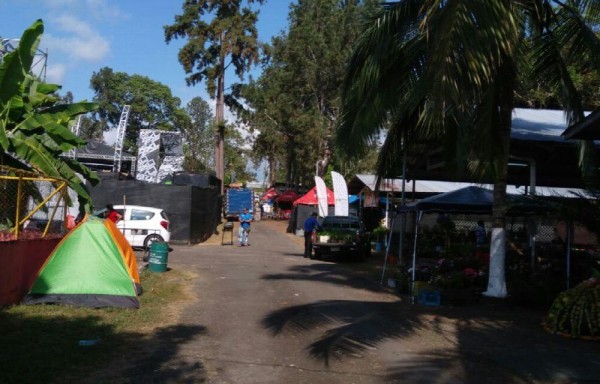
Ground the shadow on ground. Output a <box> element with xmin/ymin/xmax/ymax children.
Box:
<box><xmin>262</xmin><ymin>263</ymin><xmax>388</xmax><ymax>293</ymax></box>
<box><xmin>91</xmin><ymin>324</ymin><xmax>209</xmax><ymax>384</ymax></box>
<box><xmin>262</xmin><ymin>267</ymin><xmax>600</xmax><ymax>383</ymax></box>
<box><xmin>0</xmin><ymin>310</ymin><xmax>208</xmax><ymax>384</ymax></box>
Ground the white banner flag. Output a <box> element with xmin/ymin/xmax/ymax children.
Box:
<box><xmin>331</xmin><ymin>171</ymin><xmax>349</xmax><ymax>216</ymax></box>
<box><xmin>314</xmin><ymin>176</ymin><xmax>328</xmax><ymax>217</ymax></box>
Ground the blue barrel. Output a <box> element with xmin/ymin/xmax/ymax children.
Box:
<box><xmin>148</xmin><ymin>242</ymin><xmax>169</xmax><ymax>273</ymax></box>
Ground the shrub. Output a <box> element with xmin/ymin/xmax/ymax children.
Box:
<box><xmin>543</xmin><ymin>274</ymin><xmax>600</xmax><ymax>340</ymax></box>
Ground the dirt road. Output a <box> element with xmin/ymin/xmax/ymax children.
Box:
<box><xmin>95</xmin><ymin>220</ymin><xmax>600</xmax><ymax>383</ymax></box>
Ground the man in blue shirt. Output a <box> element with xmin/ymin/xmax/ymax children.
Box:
<box><xmin>238</xmin><ymin>208</ymin><xmax>253</xmax><ymax>246</ymax></box>
<box><xmin>303</xmin><ymin>212</ymin><xmax>320</xmax><ymax>258</ymax></box>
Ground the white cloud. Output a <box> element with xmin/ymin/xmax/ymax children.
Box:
<box><xmin>44</xmin><ymin>62</ymin><xmax>66</xmax><ymax>84</ymax></box>
<box><xmin>41</xmin><ymin>0</ymin><xmax>125</xmax><ymax>20</ymax></box>
<box><xmin>45</xmin><ymin>15</ymin><xmax>110</xmax><ymax>62</ymax></box>
<box><xmin>103</xmin><ymin>127</ymin><xmax>117</xmax><ymax>145</ymax></box>
<box><xmin>85</xmin><ymin>0</ymin><xmax>126</xmax><ymax>20</ymax></box>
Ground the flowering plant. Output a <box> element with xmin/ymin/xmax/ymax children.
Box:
<box><xmin>429</xmin><ymin>258</ymin><xmax>486</xmax><ymax>290</ymax></box>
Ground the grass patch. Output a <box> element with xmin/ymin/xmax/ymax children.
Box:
<box><xmin>0</xmin><ymin>268</ymin><xmax>190</xmax><ymax>383</ymax></box>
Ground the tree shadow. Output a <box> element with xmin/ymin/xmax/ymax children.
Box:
<box><xmin>262</xmin><ymin>299</ymin><xmax>426</xmax><ymax>366</ymax></box>
<box><xmin>96</xmin><ymin>324</ymin><xmax>209</xmax><ymax>383</ymax></box>
<box><xmin>0</xmin><ymin>310</ymin><xmax>208</xmax><ymax>383</ymax></box>
<box><xmin>263</xmin><ymin>298</ymin><xmax>600</xmax><ymax>383</ymax></box>
<box><xmin>262</xmin><ymin>264</ymin><xmax>389</xmax><ymax>293</ymax></box>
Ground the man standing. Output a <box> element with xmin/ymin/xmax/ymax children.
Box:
<box><xmin>303</xmin><ymin>212</ymin><xmax>320</xmax><ymax>258</ymax></box>
<box><xmin>238</xmin><ymin>208</ymin><xmax>253</xmax><ymax>246</ymax></box>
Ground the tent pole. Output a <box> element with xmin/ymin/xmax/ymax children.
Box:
<box><xmin>380</xmin><ymin>213</ymin><xmax>396</xmax><ymax>285</ymax></box>
<box><xmin>566</xmin><ymin>220</ymin><xmax>572</xmax><ymax>290</ymax></box>
<box><xmin>411</xmin><ymin>211</ymin><xmax>422</xmax><ymax>304</ymax></box>
<box><xmin>398</xmin><ymin>143</ymin><xmax>407</xmax><ymax>266</ymax></box>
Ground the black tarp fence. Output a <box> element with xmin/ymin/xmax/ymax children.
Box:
<box><xmin>90</xmin><ymin>174</ymin><xmax>221</xmax><ymax>244</ymax></box>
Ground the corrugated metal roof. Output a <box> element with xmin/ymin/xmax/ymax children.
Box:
<box><xmin>352</xmin><ymin>174</ymin><xmax>586</xmax><ymax>198</ymax></box>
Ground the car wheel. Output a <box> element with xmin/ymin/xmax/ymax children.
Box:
<box><xmin>142</xmin><ymin>234</ymin><xmax>164</xmax><ymax>262</ymax></box>
<box><xmin>312</xmin><ymin>249</ymin><xmax>321</xmax><ymax>260</ymax></box>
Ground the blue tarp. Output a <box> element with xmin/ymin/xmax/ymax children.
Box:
<box><xmin>401</xmin><ymin>186</ymin><xmax>493</xmax><ymax>213</ymax></box>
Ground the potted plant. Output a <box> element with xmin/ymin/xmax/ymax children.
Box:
<box><xmin>316</xmin><ymin>229</ymin><xmax>353</xmax><ymax>243</ymax></box>
<box><xmin>372</xmin><ymin>225</ymin><xmax>389</xmax><ymax>252</ymax></box>
<box><xmin>429</xmin><ymin>259</ymin><xmax>484</xmax><ymax>305</ymax></box>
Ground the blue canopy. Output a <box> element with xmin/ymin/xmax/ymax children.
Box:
<box><xmin>402</xmin><ymin>186</ymin><xmax>493</xmax><ymax>213</ymax></box>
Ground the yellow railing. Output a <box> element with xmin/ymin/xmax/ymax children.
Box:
<box><xmin>0</xmin><ymin>165</ymin><xmax>68</xmax><ymax>239</ymax></box>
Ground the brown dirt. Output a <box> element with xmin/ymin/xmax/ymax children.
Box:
<box><xmin>200</xmin><ymin>218</ymin><xmax>304</xmax><ymax>247</ymax></box>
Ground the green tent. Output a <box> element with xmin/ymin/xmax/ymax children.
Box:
<box><xmin>23</xmin><ymin>217</ymin><xmax>141</xmax><ymax>308</ymax></box>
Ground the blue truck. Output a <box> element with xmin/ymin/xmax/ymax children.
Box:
<box><xmin>224</xmin><ymin>188</ymin><xmax>254</xmax><ymax>221</ymax></box>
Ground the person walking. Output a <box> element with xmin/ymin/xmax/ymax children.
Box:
<box><xmin>238</xmin><ymin>208</ymin><xmax>253</xmax><ymax>246</ymax></box>
<box><xmin>303</xmin><ymin>212</ymin><xmax>320</xmax><ymax>258</ymax></box>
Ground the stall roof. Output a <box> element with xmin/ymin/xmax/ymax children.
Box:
<box><xmin>403</xmin><ymin>186</ymin><xmax>493</xmax><ymax>213</ymax></box>
<box><xmin>562</xmin><ymin>109</ymin><xmax>600</xmax><ymax>140</ymax></box>
<box><xmin>349</xmin><ymin>174</ymin><xmax>586</xmax><ymax>199</ymax></box>
<box><xmin>397</xmin><ymin>108</ymin><xmax>596</xmax><ymax>188</ymax></box>
<box><xmin>511</xmin><ymin>108</ymin><xmax>590</xmax><ymax>142</ymax></box>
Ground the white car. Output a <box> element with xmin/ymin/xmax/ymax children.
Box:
<box><xmin>95</xmin><ymin>205</ymin><xmax>171</xmax><ymax>249</ymax></box>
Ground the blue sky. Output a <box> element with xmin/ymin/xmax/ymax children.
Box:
<box><xmin>1</xmin><ymin>0</ymin><xmax>293</xmax><ymax>107</ymax></box>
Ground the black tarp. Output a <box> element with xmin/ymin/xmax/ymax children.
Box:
<box><xmin>91</xmin><ymin>173</ymin><xmax>220</xmax><ymax>244</ymax></box>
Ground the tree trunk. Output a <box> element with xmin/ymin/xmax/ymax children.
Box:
<box><xmin>487</xmin><ymin>115</ymin><xmax>510</xmax><ymax>299</ymax></box>
<box><xmin>215</xmin><ymin>55</ymin><xmax>225</xmax><ymax>194</ymax></box>
<box><xmin>317</xmin><ymin>147</ymin><xmax>332</xmax><ymax>178</ymax></box>
<box><xmin>267</xmin><ymin>156</ymin><xmax>275</xmax><ymax>187</ymax></box>
<box><xmin>285</xmin><ymin>142</ymin><xmax>294</xmax><ymax>188</ymax></box>
<box><xmin>484</xmin><ymin>61</ymin><xmax>515</xmax><ymax>299</ymax></box>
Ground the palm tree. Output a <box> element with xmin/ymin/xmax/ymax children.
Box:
<box><xmin>337</xmin><ymin>1</ymin><xmax>600</xmax><ymax>297</ymax></box>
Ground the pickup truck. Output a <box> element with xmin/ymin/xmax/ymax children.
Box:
<box><xmin>311</xmin><ymin>215</ymin><xmax>371</xmax><ymax>261</ymax></box>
